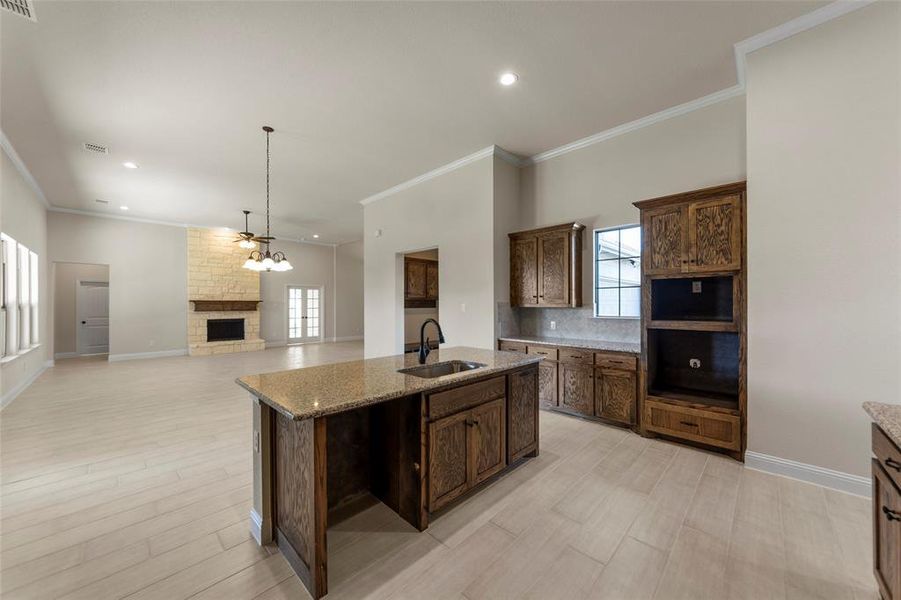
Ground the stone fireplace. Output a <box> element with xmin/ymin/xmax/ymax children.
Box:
<box><xmin>187</xmin><ymin>228</ymin><xmax>265</xmax><ymax>356</ymax></box>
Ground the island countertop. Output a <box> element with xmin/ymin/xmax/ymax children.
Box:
<box><xmin>236</xmin><ymin>346</ymin><xmax>542</xmax><ymax>420</ymax></box>
<box><xmin>864</xmin><ymin>401</ymin><xmax>901</xmax><ymax>448</ymax></box>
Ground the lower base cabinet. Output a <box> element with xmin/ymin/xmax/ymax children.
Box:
<box><xmin>873</xmin><ymin>424</ymin><xmax>901</xmax><ymax>600</ymax></box>
<box><xmin>558</xmin><ymin>363</ymin><xmax>594</xmax><ymax>416</ymax></box>
<box><xmin>643</xmin><ymin>398</ymin><xmax>740</xmax><ymax>451</ymax></box>
<box><xmin>596</xmin><ymin>368</ymin><xmax>636</xmax><ymax>425</ymax></box>
<box><xmin>537</xmin><ymin>361</ymin><xmax>558</xmax><ymax>409</ymax></box>
<box><xmin>428</xmin><ymin>399</ymin><xmax>507</xmax><ymax>511</ymax></box>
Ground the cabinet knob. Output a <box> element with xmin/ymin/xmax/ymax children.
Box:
<box><xmin>883</xmin><ymin>506</ymin><xmax>901</xmax><ymax>522</ymax></box>
<box><xmin>886</xmin><ymin>458</ymin><xmax>901</xmax><ymax>472</ymax></box>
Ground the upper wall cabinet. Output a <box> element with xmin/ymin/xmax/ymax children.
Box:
<box><xmin>405</xmin><ymin>257</ymin><xmax>438</xmax><ymax>308</ymax></box>
<box><xmin>637</xmin><ymin>183</ymin><xmax>744</xmax><ymax>275</ymax></box>
<box><xmin>509</xmin><ymin>223</ymin><xmax>584</xmax><ymax>308</ymax></box>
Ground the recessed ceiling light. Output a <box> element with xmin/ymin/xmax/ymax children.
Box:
<box><xmin>499</xmin><ymin>72</ymin><xmax>518</xmax><ymax>86</ymax></box>
<box><xmin>120</xmin><ymin>206</ymin><xmax>129</xmax><ymax>211</ymax></box>
<box><xmin>123</xmin><ymin>161</ymin><xmax>139</xmax><ymax>169</ymax></box>
<box><xmin>313</xmin><ymin>234</ymin><xmax>320</xmax><ymax>239</ymax></box>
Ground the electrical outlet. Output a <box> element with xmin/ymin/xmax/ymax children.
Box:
<box><xmin>692</xmin><ymin>281</ymin><xmax>702</xmax><ymax>294</ymax></box>
<box><xmin>550</xmin><ymin>321</ymin><xmax>556</xmax><ymax>330</ymax></box>
<box><xmin>689</xmin><ymin>358</ymin><xmax>701</xmax><ymax>369</ymax></box>
<box><xmin>253</xmin><ymin>431</ymin><xmax>260</xmax><ymax>453</ymax></box>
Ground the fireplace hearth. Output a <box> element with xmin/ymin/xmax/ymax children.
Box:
<box><xmin>207</xmin><ymin>318</ymin><xmax>245</xmax><ymax>342</ymax></box>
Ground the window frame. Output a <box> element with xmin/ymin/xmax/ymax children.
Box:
<box><xmin>0</xmin><ymin>232</ymin><xmax>41</xmax><ymax>362</ymax></box>
<box><xmin>592</xmin><ymin>223</ymin><xmax>642</xmax><ymax>319</ymax></box>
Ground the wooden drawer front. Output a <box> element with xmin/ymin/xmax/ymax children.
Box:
<box><xmin>429</xmin><ymin>377</ymin><xmax>505</xmax><ymax>420</ymax></box>
<box><xmin>498</xmin><ymin>340</ymin><xmax>527</xmax><ymax>353</ymax></box>
<box><xmin>558</xmin><ymin>348</ymin><xmax>593</xmax><ymax>365</ymax></box>
<box><xmin>874</xmin><ymin>423</ymin><xmax>901</xmax><ymax>491</ymax></box>
<box><xmin>645</xmin><ymin>399</ymin><xmax>740</xmax><ymax>451</ymax></box>
<box><xmin>594</xmin><ymin>352</ymin><xmax>637</xmax><ymax>370</ymax></box>
<box><xmin>527</xmin><ymin>345</ymin><xmax>558</xmax><ymax>361</ymax></box>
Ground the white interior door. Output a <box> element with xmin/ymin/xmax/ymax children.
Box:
<box><xmin>77</xmin><ymin>281</ymin><xmax>109</xmax><ymax>355</ymax></box>
<box><xmin>287</xmin><ymin>286</ymin><xmax>323</xmax><ymax>344</ymax></box>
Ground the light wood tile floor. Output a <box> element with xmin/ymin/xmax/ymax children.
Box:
<box><xmin>1</xmin><ymin>343</ymin><xmax>876</xmax><ymax>599</ymax></box>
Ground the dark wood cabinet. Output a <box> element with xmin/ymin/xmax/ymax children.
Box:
<box><xmin>558</xmin><ymin>363</ymin><xmax>594</xmax><ymax>416</ymax></box>
<box><xmin>511</xmin><ymin>238</ymin><xmax>539</xmax><ymax>306</ymax></box>
<box><xmin>689</xmin><ymin>195</ymin><xmax>741</xmax><ymax>273</ymax></box>
<box><xmin>507</xmin><ymin>368</ymin><xmax>539</xmax><ymax>462</ymax></box>
<box><xmin>596</xmin><ymin>368</ymin><xmax>636</xmax><ymax>425</ymax></box>
<box><xmin>640</xmin><ymin>184</ymin><xmax>743</xmax><ymax>276</ymax></box>
<box><xmin>404</xmin><ymin>258</ymin><xmax>438</xmax><ymax>308</ymax></box>
<box><xmin>426</xmin><ymin>376</ymin><xmax>520</xmax><ymax>512</ymax></box>
<box><xmin>537</xmin><ymin>361</ymin><xmax>558</xmax><ymax>409</ymax></box>
<box><xmin>472</xmin><ymin>398</ymin><xmax>506</xmax><ymax>485</ymax></box>
<box><xmin>874</xmin><ymin>459</ymin><xmax>901</xmax><ymax>600</ymax></box>
<box><xmin>872</xmin><ymin>424</ymin><xmax>901</xmax><ymax>600</ymax></box>
<box><xmin>509</xmin><ymin>223</ymin><xmax>584</xmax><ymax>308</ymax></box>
<box><xmin>644</xmin><ymin>205</ymin><xmax>688</xmax><ymax>276</ymax></box>
<box><xmin>427</xmin><ymin>411</ymin><xmax>470</xmax><ymax>510</ymax></box>
<box><xmin>635</xmin><ymin>181</ymin><xmax>747</xmax><ymax>462</ymax></box>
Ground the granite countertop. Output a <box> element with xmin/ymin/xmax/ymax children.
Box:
<box><xmin>864</xmin><ymin>401</ymin><xmax>901</xmax><ymax>447</ymax></box>
<box><xmin>237</xmin><ymin>346</ymin><xmax>542</xmax><ymax>420</ymax></box>
<box><xmin>498</xmin><ymin>335</ymin><xmax>641</xmax><ymax>355</ymax></box>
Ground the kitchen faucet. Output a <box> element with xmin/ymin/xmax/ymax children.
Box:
<box><xmin>418</xmin><ymin>318</ymin><xmax>446</xmax><ymax>364</ymax></box>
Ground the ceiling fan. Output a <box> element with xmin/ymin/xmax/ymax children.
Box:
<box><xmin>233</xmin><ymin>209</ymin><xmax>275</xmax><ymax>249</ymax></box>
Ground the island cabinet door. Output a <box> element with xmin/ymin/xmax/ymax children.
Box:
<box><xmin>428</xmin><ymin>412</ymin><xmax>470</xmax><ymax>511</ymax></box>
<box><xmin>873</xmin><ymin>459</ymin><xmax>901</xmax><ymax>600</ymax></box>
<box><xmin>558</xmin><ymin>363</ymin><xmax>594</xmax><ymax>416</ymax></box>
<box><xmin>472</xmin><ymin>398</ymin><xmax>507</xmax><ymax>485</ymax></box>
<box><xmin>507</xmin><ymin>368</ymin><xmax>539</xmax><ymax>463</ymax></box>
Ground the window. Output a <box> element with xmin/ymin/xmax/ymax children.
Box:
<box><xmin>594</xmin><ymin>225</ymin><xmax>641</xmax><ymax>317</ymax></box>
<box><xmin>0</xmin><ymin>232</ymin><xmax>39</xmax><ymax>360</ymax></box>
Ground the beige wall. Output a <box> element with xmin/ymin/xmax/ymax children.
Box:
<box><xmin>493</xmin><ymin>155</ymin><xmax>523</xmax><ymax>338</ymax></box>
<box><xmin>520</xmin><ymin>95</ymin><xmax>747</xmax><ymax>306</ymax></box>
<box><xmin>1</xmin><ymin>149</ymin><xmax>49</xmax><ymax>406</ymax></box>
<box><xmin>53</xmin><ymin>262</ymin><xmax>109</xmax><ymax>356</ymax></box>
<box><xmin>335</xmin><ymin>240</ymin><xmax>364</xmax><ymax>340</ymax></box>
<box><xmin>746</xmin><ymin>2</ymin><xmax>901</xmax><ymax>478</ymax></box>
<box><xmin>364</xmin><ymin>155</ymin><xmax>495</xmax><ymax>358</ymax></box>
<box><xmin>260</xmin><ymin>239</ymin><xmax>337</xmax><ymax>344</ymax></box>
<box><xmin>47</xmin><ymin>211</ymin><xmax>188</xmax><ymax>359</ymax></box>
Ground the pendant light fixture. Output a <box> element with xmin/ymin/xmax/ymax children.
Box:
<box><xmin>242</xmin><ymin>126</ymin><xmax>293</xmax><ymax>272</ymax></box>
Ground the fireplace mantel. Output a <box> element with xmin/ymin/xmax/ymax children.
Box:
<box><xmin>191</xmin><ymin>300</ymin><xmax>261</xmax><ymax>312</ymax></box>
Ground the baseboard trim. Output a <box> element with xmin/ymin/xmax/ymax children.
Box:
<box><xmin>0</xmin><ymin>359</ymin><xmax>52</xmax><ymax>410</ymax></box>
<box><xmin>250</xmin><ymin>508</ymin><xmax>263</xmax><ymax>545</ymax></box>
<box><xmin>265</xmin><ymin>340</ymin><xmax>287</xmax><ymax>348</ymax></box>
<box><xmin>332</xmin><ymin>336</ymin><xmax>364</xmax><ymax>342</ymax></box>
<box><xmin>745</xmin><ymin>451</ymin><xmax>871</xmax><ymax>498</ymax></box>
<box><xmin>108</xmin><ymin>349</ymin><xmax>188</xmax><ymax>362</ymax></box>
<box><xmin>54</xmin><ymin>352</ymin><xmax>78</xmax><ymax>360</ymax></box>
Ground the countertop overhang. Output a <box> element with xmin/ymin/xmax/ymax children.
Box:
<box><xmin>236</xmin><ymin>346</ymin><xmax>542</xmax><ymax>421</ymax></box>
<box><xmin>864</xmin><ymin>401</ymin><xmax>901</xmax><ymax>448</ymax></box>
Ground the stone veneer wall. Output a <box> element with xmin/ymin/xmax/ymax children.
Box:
<box><xmin>187</xmin><ymin>228</ymin><xmax>264</xmax><ymax>355</ymax></box>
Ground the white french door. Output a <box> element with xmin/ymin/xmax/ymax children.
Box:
<box><xmin>287</xmin><ymin>286</ymin><xmax>323</xmax><ymax>344</ymax></box>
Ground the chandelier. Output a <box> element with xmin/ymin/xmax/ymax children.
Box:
<box><xmin>243</xmin><ymin>126</ymin><xmax>293</xmax><ymax>272</ymax></box>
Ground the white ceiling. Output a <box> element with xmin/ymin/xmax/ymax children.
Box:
<box><xmin>2</xmin><ymin>1</ymin><xmax>824</xmax><ymax>244</ymax></box>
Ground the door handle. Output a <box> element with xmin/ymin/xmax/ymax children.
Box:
<box><xmin>883</xmin><ymin>506</ymin><xmax>901</xmax><ymax>522</ymax></box>
<box><xmin>885</xmin><ymin>458</ymin><xmax>901</xmax><ymax>472</ymax></box>
<box><xmin>81</xmin><ymin>321</ymin><xmax>87</xmax><ymax>325</ymax></box>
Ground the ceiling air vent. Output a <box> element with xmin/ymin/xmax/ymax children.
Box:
<box><xmin>83</xmin><ymin>142</ymin><xmax>109</xmax><ymax>154</ymax></box>
<box><xmin>1</xmin><ymin>0</ymin><xmax>36</xmax><ymax>22</ymax></box>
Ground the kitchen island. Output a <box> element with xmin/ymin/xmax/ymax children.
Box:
<box><xmin>237</xmin><ymin>346</ymin><xmax>541</xmax><ymax>599</ymax></box>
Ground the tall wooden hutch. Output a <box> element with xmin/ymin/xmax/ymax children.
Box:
<box><xmin>634</xmin><ymin>181</ymin><xmax>747</xmax><ymax>460</ymax></box>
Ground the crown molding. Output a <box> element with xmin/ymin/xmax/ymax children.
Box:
<box><xmin>48</xmin><ymin>206</ymin><xmax>339</xmax><ymax>247</ymax></box>
<box><xmin>359</xmin><ymin>145</ymin><xmax>523</xmax><ymax>206</ymax></box>
<box><xmin>0</xmin><ymin>130</ymin><xmax>50</xmax><ymax>208</ymax></box>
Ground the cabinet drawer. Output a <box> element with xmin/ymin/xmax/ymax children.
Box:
<box><xmin>527</xmin><ymin>345</ymin><xmax>558</xmax><ymax>361</ymax></box>
<box><xmin>645</xmin><ymin>398</ymin><xmax>740</xmax><ymax>451</ymax></box>
<box><xmin>874</xmin><ymin>423</ymin><xmax>901</xmax><ymax>491</ymax></box>
<box><xmin>429</xmin><ymin>376</ymin><xmax>505</xmax><ymax>420</ymax></box>
<box><xmin>558</xmin><ymin>348</ymin><xmax>593</xmax><ymax>365</ymax></box>
<box><xmin>498</xmin><ymin>340</ymin><xmax>527</xmax><ymax>353</ymax></box>
<box><xmin>594</xmin><ymin>352</ymin><xmax>637</xmax><ymax>370</ymax></box>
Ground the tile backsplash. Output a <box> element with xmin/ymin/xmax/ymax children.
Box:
<box><xmin>496</xmin><ymin>302</ymin><xmax>640</xmax><ymax>343</ymax></box>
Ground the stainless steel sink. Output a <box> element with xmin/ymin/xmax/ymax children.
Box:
<box><xmin>398</xmin><ymin>360</ymin><xmax>486</xmax><ymax>379</ymax></box>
